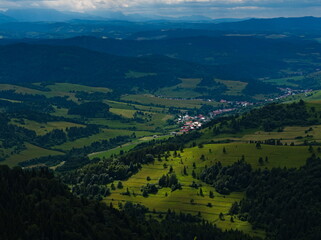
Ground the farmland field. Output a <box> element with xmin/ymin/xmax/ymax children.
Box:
<box><xmin>0</xmin><ymin>82</ymin><xmax>180</xmax><ymax>166</ymax></box>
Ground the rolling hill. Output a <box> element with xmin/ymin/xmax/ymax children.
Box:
<box><xmin>0</xmin><ymin>43</ymin><xmax>215</xmax><ymax>91</ymax></box>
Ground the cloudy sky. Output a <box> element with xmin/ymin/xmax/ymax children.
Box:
<box><xmin>1</xmin><ymin>0</ymin><xmax>321</xmax><ymax>18</ymax></box>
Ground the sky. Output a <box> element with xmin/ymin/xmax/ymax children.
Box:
<box><xmin>1</xmin><ymin>0</ymin><xmax>321</xmax><ymax>18</ymax></box>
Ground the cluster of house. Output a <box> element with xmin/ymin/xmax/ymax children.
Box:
<box><xmin>177</xmin><ymin>114</ymin><xmax>208</xmax><ymax>133</ymax></box>
<box><xmin>172</xmin><ymin>87</ymin><xmax>314</xmax><ymax>134</ymax></box>
<box><xmin>220</xmin><ymin>99</ymin><xmax>253</xmax><ymax>107</ymax></box>
<box><xmin>177</xmin><ymin>109</ymin><xmax>238</xmax><ymax>133</ymax></box>
<box><xmin>265</xmin><ymin>88</ymin><xmax>313</xmax><ymax>102</ymax></box>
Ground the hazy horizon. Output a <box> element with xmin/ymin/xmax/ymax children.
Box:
<box><xmin>0</xmin><ymin>0</ymin><xmax>320</xmax><ymax>19</ymax></box>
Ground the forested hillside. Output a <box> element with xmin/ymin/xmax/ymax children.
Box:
<box><xmin>53</xmin><ymin>100</ymin><xmax>321</xmax><ymax>238</ymax></box>
<box><xmin>0</xmin><ymin>44</ymin><xmax>211</xmax><ymax>91</ymax></box>
<box><xmin>0</xmin><ymin>165</ymin><xmax>254</xmax><ymax>240</ymax></box>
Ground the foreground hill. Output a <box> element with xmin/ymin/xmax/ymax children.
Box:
<box><xmin>53</xmin><ymin>100</ymin><xmax>321</xmax><ymax>238</ymax></box>
<box><xmin>0</xmin><ymin>165</ymin><xmax>254</xmax><ymax>240</ymax></box>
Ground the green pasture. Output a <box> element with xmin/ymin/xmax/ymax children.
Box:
<box><xmin>0</xmin><ymin>84</ymin><xmax>44</xmax><ymax>95</ymax></box>
<box><xmin>110</xmin><ymin>108</ymin><xmax>137</xmax><ymax>118</ymax></box>
<box><xmin>180</xmin><ymin>143</ymin><xmax>313</xmax><ymax>169</ymax></box>
<box><xmin>10</xmin><ymin>119</ymin><xmax>85</xmax><ymax>135</ymax></box>
<box><xmin>262</xmin><ymin>76</ymin><xmax>304</xmax><ymax>87</ymax></box>
<box><xmin>89</xmin><ymin>135</ymin><xmax>171</xmax><ymax>160</ymax></box>
<box><xmin>156</xmin><ymin>78</ymin><xmax>203</xmax><ymax>98</ymax></box>
<box><xmin>104</xmin><ymin>142</ymin><xmax>314</xmax><ymax>236</ymax></box>
<box><xmin>122</xmin><ymin>94</ymin><xmax>220</xmax><ymax>109</ymax></box>
<box><xmin>104</xmin><ymin>142</ymin><xmax>292</xmax><ymax>237</ymax></box>
<box><xmin>105</xmin><ymin>100</ymin><xmax>167</xmax><ymax>113</ymax></box>
<box><xmin>1</xmin><ymin>143</ymin><xmax>63</xmax><ymax>167</ymax></box>
<box><xmin>216</xmin><ymin>79</ymin><xmax>247</xmax><ymax>95</ymax></box>
<box><xmin>241</xmin><ymin>125</ymin><xmax>321</xmax><ymax>144</ymax></box>
<box><xmin>53</xmin><ymin>129</ymin><xmax>152</xmax><ymax>151</ymax></box>
<box><xmin>304</xmin><ymin>91</ymin><xmax>321</xmax><ymax>102</ymax></box>
<box><xmin>46</xmin><ymin>83</ymin><xmax>111</xmax><ymax>93</ymax></box>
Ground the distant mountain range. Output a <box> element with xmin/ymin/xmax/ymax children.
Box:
<box><xmin>0</xmin><ymin>13</ymin><xmax>319</xmax><ymax>39</ymax></box>
<box><xmin>0</xmin><ymin>8</ymin><xmax>247</xmax><ymax>23</ymax></box>
<box><xmin>1</xmin><ymin>35</ymin><xmax>319</xmax><ymax>80</ymax></box>
<box><xmin>0</xmin><ymin>43</ymin><xmax>216</xmax><ymax>91</ymax></box>
<box><xmin>0</xmin><ymin>8</ymin><xmax>320</xmax><ymax>34</ymax></box>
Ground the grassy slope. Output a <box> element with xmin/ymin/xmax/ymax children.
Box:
<box><xmin>104</xmin><ymin>139</ymin><xmax>319</xmax><ymax>237</ymax></box>
<box><xmin>53</xmin><ymin>129</ymin><xmax>152</xmax><ymax>151</ymax></box>
<box><xmin>216</xmin><ymin>79</ymin><xmax>248</xmax><ymax>95</ymax></box>
<box><xmin>89</xmin><ymin>135</ymin><xmax>171</xmax><ymax>159</ymax></box>
<box><xmin>105</xmin><ymin>142</ymin><xmax>312</xmax><ymax>237</ymax></box>
<box><xmin>10</xmin><ymin>119</ymin><xmax>85</xmax><ymax>135</ymax></box>
<box><xmin>1</xmin><ymin>143</ymin><xmax>63</xmax><ymax>167</ymax></box>
<box><xmin>155</xmin><ymin>78</ymin><xmax>203</xmax><ymax>98</ymax></box>
<box><xmin>262</xmin><ymin>76</ymin><xmax>304</xmax><ymax>87</ymax></box>
<box><xmin>0</xmin><ymin>84</ymin><xmax>44</xmax><ymax>94</ymax></box>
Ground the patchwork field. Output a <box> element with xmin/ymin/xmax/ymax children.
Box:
<box><xmin>0</xmin><ymin>83</ymin><xmax>181</xmax><ymax>167</ymax></box>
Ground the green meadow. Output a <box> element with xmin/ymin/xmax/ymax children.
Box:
<box><xmin>10</xmin><ymin>119</ymin><xmax>85</xmax><ymax>135</ymax></box>
<box><xmin>53</xmin><ymin>129</ymin><xmax>153</xmax><ymax>151</ymax></box>
<box><xmin>155</xmin><ymin>78</ymin><xmax>203</xmax><ymax>98</ymax></box>
<box><xmin>0</xmin><ymin>143</ymin><xmax>63</xmax><ymax>167</ymax></box>
<box><xmin>104</xmin><ymin>142</ymin><xmax>315</xmax><ymax>237</ymax></box>
<box><xmin>262</xmin><ymin>76</ymin><xmax>304</xmax><ymax>87</ymax></box>
<box><xmin>122</xmin><ymin>94</ymin><xmax>220</xmax><ymax>109</ymax></box>
<box><xmin>89</xmin><ymin>135</ymin><xmax>172</xmax><ymax>160</ymax></box>
<box><xmin>215</xmin><ymin>79</ymin><xmax>248</xmax><ymax>95</ymax></box>
<box><xmin>0</xmin><ymin>84</ymin><xmax>44</xmax><ymax>95</ymax></box>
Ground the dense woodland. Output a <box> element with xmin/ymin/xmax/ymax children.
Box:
<box><xmin>0</xmin><ymin>165</ymin><xmax>255</xmax><ymax>240</ymax></box>
<box><xmin>239</xmin><ymin>155</ymin><xmax>321</xmax><ymax>240</ymax></box>
<box><xmin>209</xmin><ymin>100</ymin><xmax>320</xmax><ymax>134</ymax></box>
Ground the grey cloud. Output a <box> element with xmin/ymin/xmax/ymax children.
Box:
<box><xmin>0</xmin><ymin>0</ymin><xmax>320</xmax><ymax>17</ymax></box>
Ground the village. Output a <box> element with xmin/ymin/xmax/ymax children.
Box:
<box><xmin>175</xmin><ymin>87</ymin><xmax>313</xmax><ymax>133</ymax></box>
